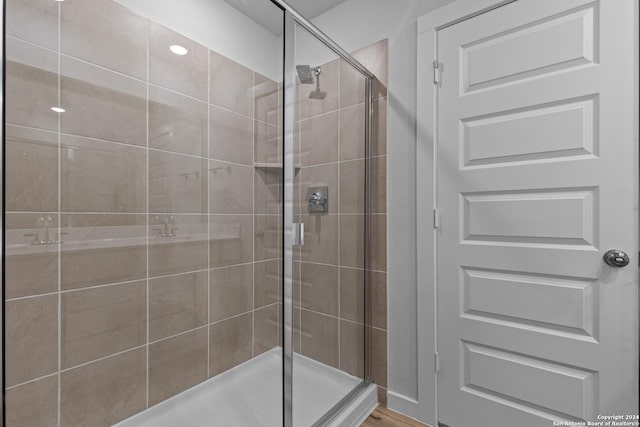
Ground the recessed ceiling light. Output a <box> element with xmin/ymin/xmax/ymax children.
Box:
<box><xmin>54</xmin><ymin>0</ymin><xmax>64</xmax><ymax>2</ymax></box>
<box><xmin>51</xmin><ymin>107</ymin><xmax>66</xmax><ymax>113</ymax></box>
<box><xmin>169</xmin><ymin>45</ymin><xmax>188</xmax><ymax>56</ymax></box>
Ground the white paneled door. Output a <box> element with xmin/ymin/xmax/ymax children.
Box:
<box><xmin>436</xmin><ymin>0</ymin><xmax>638</xmax><ymax>426</ymax></box>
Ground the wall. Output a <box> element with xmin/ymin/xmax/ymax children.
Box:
<box><xmin>309</xmin><ymin>0</ymin><xmax>453</xmax><ymax>421</ymax></box>
<box><xmin>3</xmin><ymin>0</ymin><xmax>281</xmax><ymax>424</ymax></box>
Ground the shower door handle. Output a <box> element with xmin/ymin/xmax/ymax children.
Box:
<box><xmin>293</xmin><ymin>223</ymin><xmax>304</xmax><ymax>246</ymax></box>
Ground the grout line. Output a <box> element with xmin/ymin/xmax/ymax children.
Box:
<box><xmin>59</xmin><ymin>345</ymin><xmax>147</xmax><ymax>374</ymax></box>
<box><xmin>56</xmin><ymin>2</ymin><xmax>62</xmax><ymax>425</ymax></box>
<box><xmin>297</xmin><ymin>154</ymin><xmax>387</xmax><ymax>170</ymax></box>
<box><xmin>145</xmin><ymin>18</ymin><xmax>151</xmax><ymax>410</ymax></box>
<box><xmin>6</xmin><ymin>36</ymin><xmax>271</xmax><ymax>125</ymax></box>
<box><xmin>209</xmin><ymin>308</ymin><xmax>257</xmax><ymax>326</ymax></box>
<box><xmin>207</xmin><ymin>48</ymin><xmax>211</xmax><ymax>380</ymax></box>
<box><xmin>251</xmin><ymin>70</ymin><xmax>256</xmax><ymax>358</ymax></box>
<box><xmin>6</xmin><ymin>372</ymin><xmax>60</xmax><ymax>391</ymax></box>
<box><xmin>148</xmin><ymin>325</ymin><xmax>209</xmax><ymax>347</ymax></box>
<box><xmin>337</xmin><ymin>59</ymin><xmax>342</xmax><ymax>370</ymax></box>
<box><xmin>4</xmin><ymin>211</ymin><xmax>286</xmax><ymax>217</ymax></box>
<box><xmin>8</xmin><ymin>259</ymin><xmax>284</xmax><ymax>302</ymax></box>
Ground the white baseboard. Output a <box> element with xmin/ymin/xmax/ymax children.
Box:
<box><xmin>387</xmin><ymin>391</ymin><xmax>421</xmax><ymax>422</ymax></box>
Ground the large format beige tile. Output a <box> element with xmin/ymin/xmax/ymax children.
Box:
<box><xmin>370</xmin><ymin>271</ymin><xmax>388</xmax><ymax>330</ymax></box>
<box><xmin>300</xmin><ymin>310</ymin><xmax>339</xmax><ymax>369</ymax></box>
<box><xmin>60</xmin><ymin>348</ymin><xmax>147</xmax><ymax>427</ymax></box>
<box><xmin>5</xmin><ymin>39</ymin><xmax>58</xmax><ymax>131</ymax></box>
<box><xmin>61</xmin><ymin>135</ymin><xmax>146</xmax><ymax>213</ymax></box>
<box><xmin>255</xmin><ymin>168</ymin><xmax>282</xmax><ymax>215</ymax></box>
<box><xmin>149</xmin><ymin>271</ymin><xmax>208</xmax><ymax>342</ymax></box>
<box><xmin>6</xmin><ymin>0</ymin><xmax>58</xmax><ymax>50</ymax></box>
<box><xmin>371</xmin><ymin>214</ymin><xmax>387</xmax><ymax>272</ymax></box>
<box><xmin>209</xmin><ymin>313</ymin><xmax>252</xmax><ymax>377</ymax></box>
<box><xmin>149</xmin><ymin>150</ymin><xmax>208</xmax><ymax>214</ymax></box>
<box><xmin>210</xmin><ymin>106</ymin><xmax>253</xmax><ymax>165</ymax></box>
<box><xmin>209</xmin><ymin>160</ymin><xmax>253</xmax><ymax>214</ymax></box>
<box><xmin>338</xmin><ymin>156</ymin><xmax>385</xmax><ymax>214</ymax></box>
<box><xmin>299</xmin><ymin>111</ymin><xmax>339</xmax><ymax>167</ymax></box>
<box><xmin>298</xmin><ymin>163</ymin><xmax>338</xmax><ymax>214</ymax></box>
<box><xmin>5</xmin><ymin>295</ymin><xmax>58</xmax><ymax>387</ymax></box>
<box><xmin>4</xmin><ymin>213</ymin><xmax>59</xmax><ymax>299</ymax></box>
<box><xmin>351</xmin><ymin>40</ymin><xmax>388</xmax><ymax>99</ymax></box>
<box><xmin>5</xmin><ymin>126</ymin><xmax>58</xmax><ymax>212</ymax></box>
<box><xmin>254</xmin><ymin>304</ymin><xmax>280</xmax><ymax>356</ymax></box>
<box><xmin>340</xmin><ymin>320</ymin><xmax>364</xmax><ymax>378</ymax></box>
<box><xmin>149</xmin><ymin>328</ymin><xmax>208</xmax><ymax>405</ymax></box>
<box><xmin>254</xmin><ymin>260</ymin><xmax>280</xmax><ymax>308</ymax></box>
<box><xmin>254</xmin><ymin>215</ymin><xmax>281</xmax><ymax>262</ymax></box>
<box><xmin>5</xmin><ymin>375</ymin><xmax>58</xmax><ymax>427</ymax></box>
<box><xmin>149</xmin><ymin>22</ymin><xmax>209</xmax><ymax>101</ymax></box>
<box><xmin>254</xmin><ymin>120</ymin><xmax>281</xmax><ymax>165</ymax></box>
<box><xmin>60</xmin><ymin>214</ymin><xmax>147</xmax><ymax>290</ymax></box>
<box><xmin>61</xmin><ymin>281</ymin><xmax>146</xmax><ymax>369</ymax></box>
<box><xmin>339</xmin><ymin>160</ymin><xmax>365</xmax><ymax>214</ymax></box>
<box><xmin>339</xmin><ymin>103</ymin><xmax>365</xmax><ymax>161</ymax></box>
<box><xmin>148</xmin><ymin>214</ymin><xmax>208</xmax><ymax>277</ymax></box>
<box><xmin>339</xmin><ymin>215</ymin><xmax>364</xmax><ymax>269</ymax></box>
<box><xmin>210</xmin><ymin>51</ymin><xmax>254</xmax><ymax>116</ymax></box>
<box><xmin>210</xmin><ymin>215</ymin><xmax>253</xmax><ymax>267</ymax></box>
<box><xmin>372</xmin><ymin>156</ymin><xmax>387</xmax><ymax>214</ymax></box>
<box><xmin>60</xmin><ymin>56</ymin><xmax>147</xmax><ymax>146</ymax></box>
<box><xmin>210</xmin><ymin>264</ymin><xmax>253</xmax><ymax>322</ymax></box>
<box><xmin>149</xmin><ymin>86</ymin><xmax>208</xmax><ymax>157</ymax></box>
<box><xmin>299</xmin><ymin>215</ymin><xmax>339</xmax><ymax>266</ymax></box>
<box><xmin>340</xmin><ymin>268</ymin><xmax>386</xmax><ymax>329</ymax></box>
<box><xmin>254</xmin><ymin>74</ymin><xmax>280</xmax><ymax>126</ymax></box>
<box><xmin>339</xmin><ymin>267</ymin><xmax>364</xmax><ymax>324</ymax></box>
<box><xmin>373</xmin><ymin>98</ymin><xmax>387</xmax><ymax>157</ymax></box>
<box><xmin>300</xmin><ymin>262</ymin><xmax>338</xmax><ymax>316</ymax></box>
<box><xmin>299</xmin><ymin>59</ymin><xmax>339</xmax><ymax>119</ymax></box>
<box><xmin>340</xmin><ymin>59</ymin><xmax>367</xmax><ymax>109</ymax></box>
<box><xmin>372</xmin><ymin>327</ymin><xmax>387</xmax><ymax>388</ymax></box>
<box><xmin>61</xmin><ymin>0</ymin><xmax>147</xmax><ymax>79</ymax></box>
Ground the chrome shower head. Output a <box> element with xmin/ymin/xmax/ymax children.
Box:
<box><xmin>296</xmin><ymin>65</ymin><xmax>315</xmax><ymax>84</ymax></box>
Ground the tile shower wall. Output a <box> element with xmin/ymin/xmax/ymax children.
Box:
<box><xmin>293</xmin><ymin>40</ymin><xmax>388</xmax><ymax>403</ymax></box>
<box><xmin>4</xmin><ymin>0</ymin><xmax>281</xmax><ymax>425</ymax></box>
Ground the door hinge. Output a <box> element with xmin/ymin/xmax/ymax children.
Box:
<box><xmin>433</xmin><ymin>209</ymin><xmax>440</xmax><ymax>229</ymax></box>
<box><xmin>434</xmin><ymin>352</ymin><xmax>440</xmax><ymax>372</ymax></box>
<box><xmin>433</xmin><ymin>60</ymin><xmax>441</xmax><ymax>85</ymax></box>
<box><xmin>292</xmin><ymin>223</ymin><xmax>304</xmax><ymax>246</ymax></box>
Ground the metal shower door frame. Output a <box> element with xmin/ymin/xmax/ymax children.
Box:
<box><xmin>273</xmin><ymin>1</ymin><xmax>375</xmax><ymax>426</ymax></box>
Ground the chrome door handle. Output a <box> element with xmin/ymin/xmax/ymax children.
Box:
<box><xmin>603</xmin><ymin>249</ymin><xmax>630</xmax><ymax>267</ymax></box>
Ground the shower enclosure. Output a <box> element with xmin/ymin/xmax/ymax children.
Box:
<box><xmin>1</xmin><ymin>0</ymin><xmax>376</xmax><ymax>425</ymax></box>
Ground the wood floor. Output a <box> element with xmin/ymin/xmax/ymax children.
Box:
<box><xmin>361</xmin><ymin>406</ymin><xmax>431</xmax><ymax>427</ymax></box>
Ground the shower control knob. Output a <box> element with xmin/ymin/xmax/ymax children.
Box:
<box><xmin>603</xmin><ymin>249</ymin><xmax>630</xmax><ymax>267</ymax></box>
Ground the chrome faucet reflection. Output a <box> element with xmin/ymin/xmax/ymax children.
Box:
<box><xmin>23</xmin><ymin>215</ymin><xmax>59</xmax><ymax>246</ymax></box>
<box><xmin>152</xmin><ymin>215</ymin><xmax>179</xmax><ymax>238</ymax></box>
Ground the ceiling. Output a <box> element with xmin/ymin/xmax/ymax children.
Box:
<box><xmin>223</xmin><ymin>0</ymin><xmax>349</xmax><ymax>35</ymax></box>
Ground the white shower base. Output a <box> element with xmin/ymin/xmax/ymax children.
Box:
<box><xmin>115</xmin><ymin>348</ymin><xmax>377</xmax><ymax>427</ymax></box>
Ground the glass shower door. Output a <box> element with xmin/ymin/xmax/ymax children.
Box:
<box><xmin>283</xmin><ymin>11</ymin><xmax>373</xmax><ymax>427</ymax></box>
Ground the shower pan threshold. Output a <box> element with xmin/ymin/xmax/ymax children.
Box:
<box><xmin>115</xmin><ymin>348</ymin><xmax>377</xmax><ymax>427</ymax></box>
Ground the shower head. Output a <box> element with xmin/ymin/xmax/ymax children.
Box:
<box><xmin>296</xmin><ymin>65</ymin><xmax>315</xmax><ymax>84</ymax></box>
<box><xmin>309</xmin><ymin>87</ymin><xmax>327</xmax><ymax>100</ymax></box>
<box><xmin>296</xmin><ymin>65</ymin><xmax>322</xmax><ymax>85</ymax></box>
